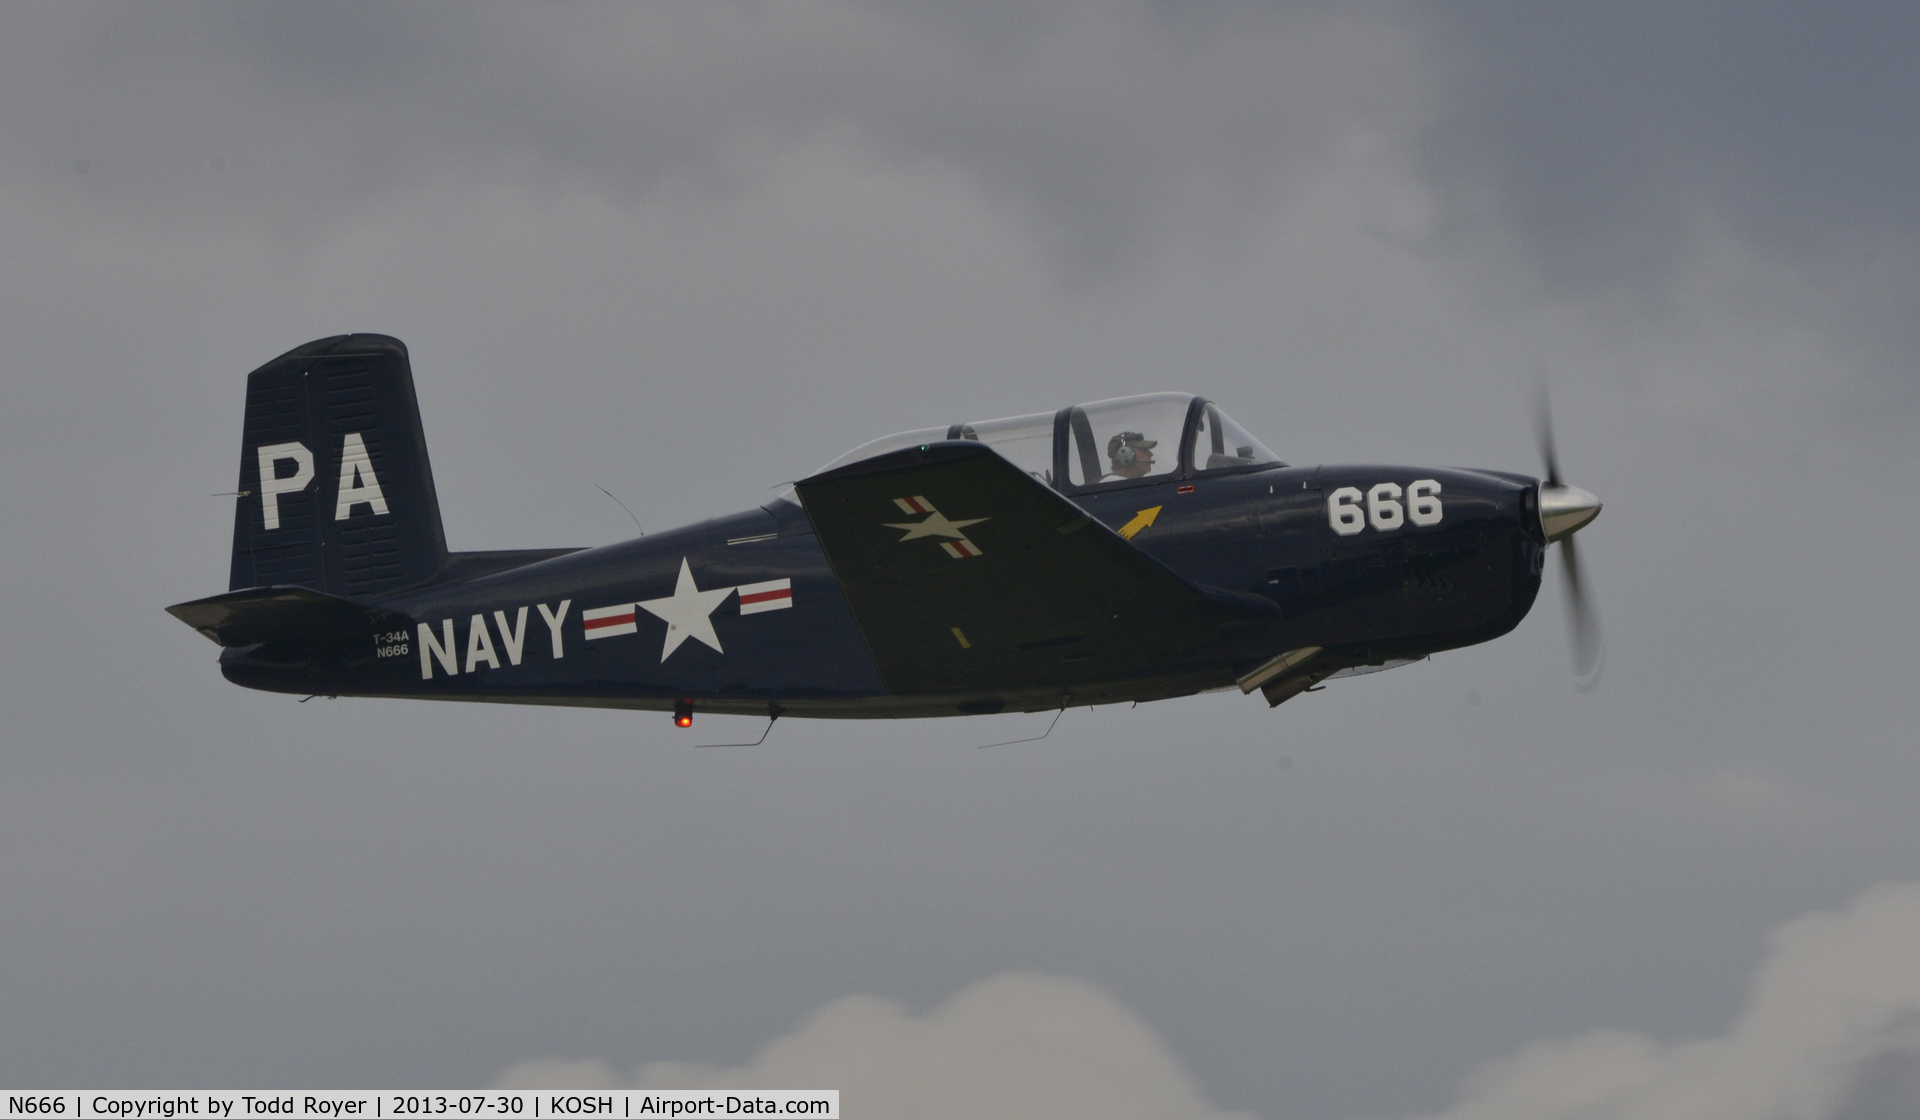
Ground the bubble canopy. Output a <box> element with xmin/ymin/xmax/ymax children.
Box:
<box><xmin>808</xmin><ymin>393</ymin><xmax>1282</xmax><ymax>494</ymax></box>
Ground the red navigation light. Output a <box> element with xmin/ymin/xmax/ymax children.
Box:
<box><xmin>673</xmin><ymin>699</ymin><xmax>694</xmax><ymax>728</ymax></box>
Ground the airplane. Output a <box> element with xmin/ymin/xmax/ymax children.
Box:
<box><xmin>168</xmin><ymin>334</ymin><xmax>1603</xmax><ymax>728</ymax></box>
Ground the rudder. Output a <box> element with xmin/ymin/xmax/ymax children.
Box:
<box><xmin>228</xmin><ymin>334</ymin><xmax>448</xmax><ymax>596</ymax></box>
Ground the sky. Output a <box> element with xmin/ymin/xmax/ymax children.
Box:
<box><xmin>2</xmin><ymin>3</ymin><xmax>1918</xmax><ymax>1118</ymax></box>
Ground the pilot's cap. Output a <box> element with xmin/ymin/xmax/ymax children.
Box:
<box><xmin>1107</xmin><ymin>431</ymin><xmax>1157</xmax><ymax>458</ymax></box>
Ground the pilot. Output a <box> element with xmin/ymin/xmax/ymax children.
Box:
<box><xmin>1105</xmin><ymin>431</ymin><xmax>1158</xmax><ymax>480</ymax></box>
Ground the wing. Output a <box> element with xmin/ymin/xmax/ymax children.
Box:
<box><xmin>796</xmin><ymin>441</ymin><xmax>1274</xmax><ymax>694</ymax></box>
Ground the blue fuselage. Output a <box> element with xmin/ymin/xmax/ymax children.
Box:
<box><xmin>221</xmin><ymin>463</ymin><xmax>1544</xmax><ymax>718</ymax></box>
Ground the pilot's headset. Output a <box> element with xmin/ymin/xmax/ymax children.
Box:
<box><xmin>1108</xmin><ymin>431</ymin><xmax>1154</xmax><ymax>468</ymax></box>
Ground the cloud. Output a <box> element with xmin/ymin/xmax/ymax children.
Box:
<box><xmin>1395</xmin><ymin>882</ymin><xmax>1920</xmax><ymax>1120</ymax></box>
<box><xmin>487</xmin><ymin>887</ymin><xmax>1920</xmax><ymax>1119</ymax></box>
<box><xmin>492</xmin><ymin>972</ymin><xmax>1254</xmax><ymax>1120</ymax></box>
<box><xmin>1411</xmin><ymin>3</ymin><xmax>1920</xmax><ymax>395</ymax></box>
<box><xmin>1416</xmin><ymin>3</ymin><xmax>1920</xmax><ymax>277</ymax></box>
<box><xmin>0</xmin><ymin>2</ymin><xmax>1424</xmax><ymax>277</ymax></box>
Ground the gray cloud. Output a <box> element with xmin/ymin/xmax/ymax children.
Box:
<box><xmin>2</xmin><ymin>3</ymin><xmax>1423</xmax><ymax>273</ymax></box>
<box><xmin>495</xmin><ymin>972</ymin><xmax>1255</xmax><ymax>1120</ymax></box>
<box><xmin>1428</xmin><ymin>3</ymin><xmax>1920</xmax><ymax>252</ymax></box>
<box><xmin>1412</xmin><ymin>2</ymin><xmax>1920</xmax><ymax>397</ymax></box>
<box><xmin>19</xmin><ymin>1</ymin><xmax>1914</xmax><ymax>371</ymax></box>
<box><xmin>485</xmin><ymin>885</ymin><xmax>1920</xmax><ymax>1120</ymax></box>
<box><xmin>1835</xmin><ymin>1049</ymin><xmax>1920</xmax><ymax>1120</ymax></box>
<box><xmin>1391</xmin><ymin>883</ymin><xmax>1920</xmax><ymax>1120</ymax></box>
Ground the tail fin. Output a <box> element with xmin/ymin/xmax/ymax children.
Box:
<box><xmin>228</xmin><ymin>334</ymin><xmax>448</xmax><ymax>596</ymax></box>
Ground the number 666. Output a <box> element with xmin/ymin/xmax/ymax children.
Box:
<box><xmin>1328</xmin><ymin>481</ymin><xmax>1441</xmax><ymax>536</ymax></box>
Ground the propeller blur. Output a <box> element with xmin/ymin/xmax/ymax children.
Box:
<box><xmin>1534</xmin><ymin>389</ymin><xmax>1605</xmax><ymax>679</ymax></box>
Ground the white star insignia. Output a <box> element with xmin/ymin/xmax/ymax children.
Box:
<box><xmin>637</xmin><ymin>558</ymin><xmax>735</xmax><ymax>662</ymax></box>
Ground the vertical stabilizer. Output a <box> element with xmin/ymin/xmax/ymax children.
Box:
<box><xmin>228</xmin><ymin>334</ymin><xmax>448</xmax><ymax>596</ymax></box>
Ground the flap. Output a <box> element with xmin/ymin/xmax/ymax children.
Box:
<box><xmin>796</xmin><ymin>441</ymin><xmax>1273</xmax><ymax>694</ymax></box>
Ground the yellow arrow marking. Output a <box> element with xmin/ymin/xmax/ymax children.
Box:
<box><xmin>1117</xmin><ymin>506</ymin><xmax>1162</xmax><ymax>540</ymax></box>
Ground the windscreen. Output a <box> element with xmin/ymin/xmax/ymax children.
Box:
<box><xmin>1194</xmin><ymin>402</ymin><xmax>1282</xmax><ymax>471</ymax></box>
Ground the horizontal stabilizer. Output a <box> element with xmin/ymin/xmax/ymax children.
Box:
<box><xmin>797</xmin><ymin>441</ymin><xmax>1274</xmax><ymax>693</ymax></box>
<box><xmin>166</xmin><ymin>585</ymin><xmax>404</xmax><ymax>649</ymax></box>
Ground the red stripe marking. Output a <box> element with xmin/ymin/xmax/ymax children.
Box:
<box><xmin>738</xmin><ymin>589</ymin><xmax>791</xmax><ymax>605</ymax></box>
<box><xmin>907</xmin><ymin>496</ymin><xmax>930</xmax><ymax>513</ymax></box>
<box><xmin>583</xmin><ymin>612</ymin><xmax>635</xmax><ymax>631</ymax></box>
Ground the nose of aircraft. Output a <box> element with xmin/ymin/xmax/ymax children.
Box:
<box><xmin>1538</xmin><ymin>484</ymin><xmax>1602</xmax><ymax>543</ymax></box>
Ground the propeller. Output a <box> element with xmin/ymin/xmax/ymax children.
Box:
<box><xmin>1533</xmin><ymin>389</ymin><xmax>1604</xmax><ymax>682</ymax></box>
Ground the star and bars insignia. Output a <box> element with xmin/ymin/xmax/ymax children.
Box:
<box><xmin>582</xmin><ymin>561</ymin><xmax>793</xmax><ymax>662</ymax></box>
<box><xmin>885</xmin><ymin>495</ymin><xmax>989</xmax><ymax>558</ymax></box>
